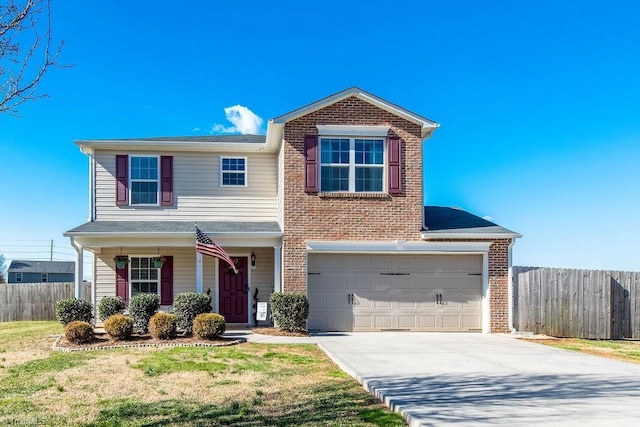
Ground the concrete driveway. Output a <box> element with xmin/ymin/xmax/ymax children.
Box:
<box><xmin>312</xmin><ymin>333</ymin><xmax>640</xmax><ymax>426</ymax></box>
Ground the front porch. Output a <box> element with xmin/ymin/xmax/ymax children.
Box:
<box><xmin>64</xmin><ymin>221</ymin><xmax>283</xmax><ymax>326</ymax></box>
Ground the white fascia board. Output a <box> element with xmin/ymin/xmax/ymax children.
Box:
<box><xmin>72</xmin><ymin>236</ymin><xmax>283</xmax><ymax>251</ymax></box>
<box><xmin>421</xmin><ymin>232</ymin><xmax>523</xmax><ymax>240</ymax></box>
<box><xmin>306</xmin><ymin>240</ymin><xmax>492</xmax><ymax>253</ymax></box>
<box><xmin>265</xmin><ymin>121</ymin><xmax>284</xmax><ymax>151</ymax></box>
<box><xmin>74</xmin><ymin>140</ymin><xmax>276</xmax><ymax>154</ymax></box>
<box><xmin>316</xmin><ymin>125</ymin><xmax>390</xmax><ymax>137</ymax></box>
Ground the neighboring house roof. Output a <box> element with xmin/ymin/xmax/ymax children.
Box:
<box><xmin>65</xmin><ymin>221</ymin><xmax>282</xmax><ymax>236</ymax></box>
<box><xmin>422</xmin><ymin>206</ymin><xmax>521</xmax><ymax>239</ymax></box>
<box><xmin>8</xmin><ymin>260</ymin><xmax>75</xmax><ymax>274</ymax></box>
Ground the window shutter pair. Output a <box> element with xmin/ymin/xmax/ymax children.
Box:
<box><xmin>115</xmin><ymin>155</ymin><xmax>173</xmax><ymax>206</ymax></box>
<box><xmin>115</xmin><ymin>256</ymin><xmax>173</xmax><ymax>305</ymax></box>
<box><xmin>303</xmin><ymin>135</ymin><xmax>403</xmax><ymax>194</ymax></box>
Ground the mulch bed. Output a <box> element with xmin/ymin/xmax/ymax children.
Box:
<box><xmin>54</xmin><ymin>332</ymin><xmax>241</xmax><ymax>352</ymax></box>
<box><xmin>252</xmin><ymin>327</ymin><xmax>309</xmax><ymax>337</ymax></box>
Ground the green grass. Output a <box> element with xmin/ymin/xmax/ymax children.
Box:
<box><xmin>533</xmin><ymin>338</ymin><xmax>640</xmax><ymax>364</ymax></box>
<box><xmin>0</xmin><ymin>322</ymin><xmax>406</xmax><ymax>426</ymax></box>
<box><xmin>0</xmin><ymin>321</ymin><xmax>62</xmax><ymax>352</ymax></box>
<box><xmin>0</xmin><ymin>351</ymin><xmax>94</xmax><ymax>397</ymax></box>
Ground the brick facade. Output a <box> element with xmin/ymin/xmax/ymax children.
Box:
<box><xmin>281</xmin><ymin>95</ymin><xmax>512</xmax><ymax>333</ymax></box>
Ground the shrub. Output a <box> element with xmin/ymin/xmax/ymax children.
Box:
<box><xmin>98</xmin><ymin>296</ymin><xmax>126</xmax><ymax>321</ymax></box>
<box><xmin>270</xmin><ymin>292</ymin><xmax>309</xmax><ymax>332</ymax></box>
<box><xmin>103</xmin><ymin>314</ymin><xmax>134</xmax><ymax>340</ymax></box>
<box><xmin>149</xmin><ymin>312</ymin><xmax>177</xmax><ymax>340</ymax></box>
<box><xmin>193</xmin><ymin>313</ymin><xmax>226</xmax><ymax>340</ymax></box>
<box><xmin>56</xmin><ymin>298</ymin><xmax>93</xmax><ymax>326</ymax></box>
<box><xmin>172</xmin><ymin>292</ymin><xmax>211</xmax><ymax>334</ymax></box>
<box><xmin>128</xmin><ymin>293</ymin><xmax>160</xmax><ymax>333</ymax></box>
<box><xmin>64</xmin><ymin>321</ymin><xmax>94</xmax><ymax>344</ymax></box>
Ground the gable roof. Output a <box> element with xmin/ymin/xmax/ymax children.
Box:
<box><xmin>422</xmin><ymin>206</ymin><xmax>521</xmax><ymax>239</ymax></box>
<box><xmin>270</xmin><ymin>86</ymin><xmax>439</xmax><ymax>139</ymax></box>
<box><xmin>8</xmin><ymin>260</ymin><xmax>75</xmax><ymax>274</ymax></box>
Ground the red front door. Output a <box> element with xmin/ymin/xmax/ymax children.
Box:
<box><xmin>218</xmin><ymin>257</ymin><xmax>248</xmax><ymax>323</ymax></box>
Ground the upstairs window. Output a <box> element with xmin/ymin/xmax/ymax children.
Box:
<box><xmin>130</xmin><ymin>156</ymin><xmax>159</xmax><ymax>205</ymax></box>
<box><xmin>41</xmin><ymin>273</ymin><xmax>48</xmax><ymax>283</ymax></box>
<box><xmin>16</xmin><ymin>273</ymin><xmax>23</xmax><ymax>282</ymax></box>
<box><xmin>320</xmin><ymin>137</ymin><xmax>384</xmax><ymax>192</ymax></box>
<box><xmin>221</xmin><ymin>157</ymin><xmax>246</xmax><ymax>186</ymax></box>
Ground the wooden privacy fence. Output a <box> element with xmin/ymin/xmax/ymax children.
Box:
<box><xmin>513</xmin><ymin>267</ymin><xmax>640</xmax><ymax>339</ymax></box>
<box><xmin>0</xmin><ymin>282</ymin><xmax>91</xmax><ymax>322</ymax></box>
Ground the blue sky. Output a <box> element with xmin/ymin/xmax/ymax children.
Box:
<box><xmin>1</xmin><ymin>0</ymin><xmax>639</xmax><ymax>274</ymax></box>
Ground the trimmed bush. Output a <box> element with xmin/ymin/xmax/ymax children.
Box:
<box><xmin>149</xmin><ymin>312</ymin><xmax>177</xmax><ymax>340</ymax></box>
<box><xmin>172</xmin><ymin>292</ymin><xmax>211</xmax><ymax>334</ymax></box>
<box><xmin>103</xmin><ymin>314</ymin><xmax>134</xmax><ymax>340</ymax></box>
<box><xmin>128</xmin><ymin>293</ymin><xmax>160</xmax><ymax>333</ymax></box>
<box><xmin>193</xmin><ymin>313</ymin><xmax>226</xmax><ymax>340</ymax></box>
<box><xmin>56</xmin><ymin>298</ymin><xmax>93</xmax><ymax>326</ymax></box>
<box><xmin>270</xmin><ymin>292</ymin><xmax>309</xmax><ymax>332</ymax></box>
<box><xmin>64</xmin><ymin>321</ymin><xmax>94</xmax><ymax>344</ymax></box>
<box><xmin>98</xmin><ymin>296</ymin><xmax>126</xmax><ymax>321</ymax></box>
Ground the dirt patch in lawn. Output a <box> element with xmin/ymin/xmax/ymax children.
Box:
<box><xmin>252</xmin><ymin>327</ymin><xmax>309</xmax><ymax>337</ymax></box>
<box><xmin>54</xmin><ymin>332</ymin><xmax>240</xmax><ymax>351</ymax></box>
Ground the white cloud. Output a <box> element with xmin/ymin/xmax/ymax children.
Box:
<box><xmin>192</xmin><ymin>127</ymin><xmax>201</xmax><ymax>132</ymax></box>
<box><xmin>211</xmin><ymin>105</ymin><xmax>264</xmax><ymax>135</ymax></box>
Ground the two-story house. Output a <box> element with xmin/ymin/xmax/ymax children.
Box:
<box><xmin>65</xmin><ymin>87</ymin><xmax>520</xmax><ymax>333</ymax></box>
<box><xmin>8</xmin><ymin>260</ymin><xmax>75</xmax><ymax>283</ymax></box>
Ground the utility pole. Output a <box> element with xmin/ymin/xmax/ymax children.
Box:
<box><xmin>50</xmin><ymin>239</ymin><xmax>53</xmax><ymax>261</ymax></box>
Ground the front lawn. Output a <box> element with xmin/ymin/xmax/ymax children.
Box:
<box><xmin>0</xmin><ymin>321</ymin><xmax>405</xmax><ymax>426</ymax></box>
<box><xmin>525</xmin><ymin>337</ymin><xmax>640</xmax><ymax>364</ymax></box>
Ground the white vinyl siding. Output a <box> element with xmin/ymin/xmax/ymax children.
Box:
<box><xmin>94</xmin><ymin>151</ymin><xmax>277</xmax><ymax>221</ymax></box>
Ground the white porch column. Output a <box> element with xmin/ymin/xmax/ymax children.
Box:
<box><xmin>273</xmin><ymin>246</ymin><xmax>282</xmax><ymax>293</ymax></box>
<box><xmin>70</xmin><ymin>238</ymin><xmax>84</xmax><ymax>299</ymax></box>
<box><xmin>196</xmin><ymin>252</ymin><xmax>203</xmax><ymax>293</ymax></box>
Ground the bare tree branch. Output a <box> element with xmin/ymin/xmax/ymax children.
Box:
<box><xmin>0</xmin><ymin>0</ymin><xmax>69</xmax><ymax>115</ymax></box>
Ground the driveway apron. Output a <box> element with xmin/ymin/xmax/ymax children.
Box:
<box><xmin>312</xmin><ymin>332</ymin><xmax>640</xmax><ymax>426</ymax></box>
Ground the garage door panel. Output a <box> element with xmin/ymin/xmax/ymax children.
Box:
<box><xmin>308</xmin><ymin>254</ymin><xmax>483</xmax><ymax>332</ymax></box>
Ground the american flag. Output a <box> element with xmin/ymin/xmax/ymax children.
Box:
<box><xmin>195</xmin><ymin>226</ymin><xmax>238</xmax><ymax>274</ymax></box>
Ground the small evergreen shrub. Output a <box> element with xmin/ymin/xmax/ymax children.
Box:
<box><xmin>193</xmin><ymin>313</ymin><xmax>226</xmax><ymax>340</ymax></box>
<box><xmin>128</xmin><ymin>293</ymin><xmax>160</xmax><ymax>333</ymax></box>
<box><xmin>64</xmin><ymin>321</ymin><xmax>94</xmax><ymax>344</ymax></box>
<box><xmin>98</xmin><ymin>296</ymin><xmax>126</xmax><ymax>321</ymax></box>
<box><xmin>56</xmin><ymin>298</ymin><xmax>93</xmax><ymax>326</ymax></box>
<box><xmin>172</xmin><ymin>292</ymin><xmax>211</xmax><ymax>334</ymax></box>
<box><xmin>103</xmin><ymin>314</ymin><xmax>134</xmax><ymax>340</ymax></box>
<box><xmin>270</xmin><ymin>293</ymin><xmax>309</xmax><ymax>332</ymax></box>
<box><xmin>149</xmin><ymin>312</ymin><xmax>177</xmax><ymax>340</ymax></box>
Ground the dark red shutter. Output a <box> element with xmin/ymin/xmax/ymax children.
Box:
<box><xmin>116</xmin><ymin>262</ymin><xmax>129</xmax><ymax>305</ymax></box>
<box><xmin>304</xmin><ymin>135</ymin><xmax>319</xmax><ymax>193</ymax></box>
<box><xmin>388</xmin><ymin>137</ymin><xmax>402</xmax><ymax>194</ymax></box>
<box><xmin>115</xmin><ymin>155</ymin><xmax>129</xmax><ymax>205</ymax></box>
<box><xmin>160</xmin><ymin>256</ymin><xmax>174</xmax><ymax>305</ymax></box>
<box><xmin>160</xmin><ymin>156</ymin><xmax>173</xmax><ymax>206</ymax></box>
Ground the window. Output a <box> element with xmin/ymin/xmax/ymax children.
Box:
<box><xmin>221</xmin><ymin>157</ymin><xmax>246</xmax><ymax>186</ymax></box>
<box><xmin>320</xmin><ymin>138</ymin><xmax>384</xmax><ymax>192</ymax></box>
<box><xmin>130</xmin><ymin>156</ymin><xmax>159</xmax><ymax>205</ymax></box>
<box><xmin>130</xmin><ymin>257</ymin><xmax>159</xmax><ymax>296</ymax></box>
<box><xmin>16</xmin><ymin>273</ymin><xmax>22</xmax><ymax>283</ymax></box>
<box><xmin>41</xmin><ymin>273</ymin><xmax>48</xmax><ymax>283</ymax></box>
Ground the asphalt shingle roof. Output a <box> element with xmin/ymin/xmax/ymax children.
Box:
<box><xmin>423</xmin><ymin>206</ymin><xmax>519</xmax><ymax>236</ymax></box>
<box><xmin>65</xmin><ymin>221</ymin><xmax>281</xmax><ymax>235</ymax></box>
<box><xmin>8</xmin><ymin>260</ymin><xmax>75</xmax><ymax>274</ymax></box>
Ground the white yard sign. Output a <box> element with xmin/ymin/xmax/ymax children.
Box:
<box><xmin>256</xmin><ymin>302</ymin><xmax>268</xmax><ymax>321</ymax></box>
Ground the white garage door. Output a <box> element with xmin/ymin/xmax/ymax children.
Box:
<box><xmin>307</xmin><ymin>254</ymin><xmax>483</xmax><ymax>332</ymax></box>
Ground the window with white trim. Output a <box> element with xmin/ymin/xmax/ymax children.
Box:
<box><xmin>16</xmin><ymin>273</ymin><xmax>22</xmax><ymax>282</ymax></box>
<box><xmin>130</xmin><ymin>257</ymin><xmax>159</xmax><ymax>296</ymax></box>
<box><xmin>320</xmin><ymin>137</ymin><xmax>384</xmax><ymax>192</ymax></box>
<box><xmin>41</xmin><ymin>273</ymin><xmax>48</xmax><ymax>283</ymax></box>
<box><xmin>220</xmin><ymin>157</ymin><xmax>246</xmax><ymax>186</ymax></box>
<box><xmin>130</xmin><ymin>156</ymin><xmax>159</xmax><ymax>205</ymax></box>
